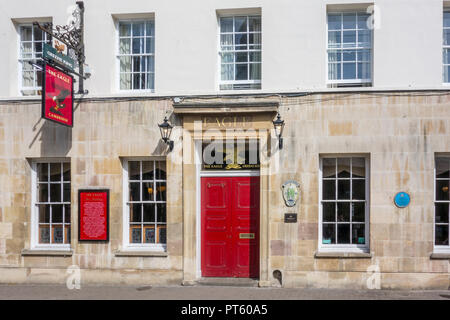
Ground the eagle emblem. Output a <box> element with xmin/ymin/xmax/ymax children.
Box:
<box><xmin>49</xmin><ymin>89</ymin><xmax>71</xmax><ymax>116</ymax></box>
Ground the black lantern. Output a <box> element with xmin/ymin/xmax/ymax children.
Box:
<box><xmin>272</xmin><ymin>112</ymin><xmax>285</xmax><ymax>149</ymax></box>
<box><xmin>158</xmin><ymin>116</ymin><xmax>174</xmax><ymax>151</ymax></box>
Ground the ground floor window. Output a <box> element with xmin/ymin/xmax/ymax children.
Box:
<box><xmin>435</xmin><ymin>157</ymin><xmax>450</xmax><ymax>248</ymax></box>
<box><xmin>33</xmin><ymin>161</ymin><xmax>71</xmax><ymax>246</ymax></box>
<box><xmin>319</xmin><ymin>156</ymin><xmax>369</xmax><ymax>251</ymax></box>
<box><xmin>124</xmin><ymin>159</ymin><xmax>167</xmax><ymax>249</ymax></box>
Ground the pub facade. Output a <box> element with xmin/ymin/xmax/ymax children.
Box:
<box><xmin>0</xmin><ymin>0</ymin><xmax>449</xmax><ymax>290</ymax></box>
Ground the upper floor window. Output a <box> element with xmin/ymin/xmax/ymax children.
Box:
<box><xmin>123</xmin><ymin>160</ymin><xmax>167</xmax><ymax>250</ymax></box>
<box><xmin>435</xmin><ymin>157</ymin><xmax>450</xmax><ymax>249</ymax></box>
<box><xmin>327</xmin><ymin>12</ymin><xmax>372</xmax><ymax>87</ymax></box>
<box><xmin>19</xmin><ymin>24</ymin><xmax>50</xmax><ymax>96</ymax></box>
<box><xmin>32</xmin><ymin>161</ymin><xmax>71</xmax><ymax>248</ymax></box>
<box><xmin>320</xmin><ymin>156</ymin><xmax>369</xmax><ymax>252</ymax></box>
<box><xmin>118</xmin><ymin>20</ymin><xmax>155</xmax><ymax>91</ymax></box>
<box><xmin>219</xmin><ymin>15</ymin><xmax>261</xmax><ymax>90</ymax></box>
<box><xmin>443</xmin><ymin>11</ymin><xmax>450</xmax><ymax>83</ymax></box>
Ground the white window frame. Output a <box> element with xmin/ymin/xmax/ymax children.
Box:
<box><xmin>30</xmin><ymin>159</ymin><xmax>71</xmax><ymax>251</ymax></box>
<box><xmin>18</xmin><ymin>23</ymin><xmax>51</xmax><ymax>96</ymax></box>
<box><xmin>433</xmin><ymin>155</ymin><xmax>450</xmax><ymax>254</ymax></box>
<box><xmin>218</xmin><ymin>15</ymin><xmax>262</xmax><ymax>90</ymax></box>
<box><xmin>326</xmin><ymin>12</ymin><xmax>373</xmax><ymax>86</ymax></box>
<box><xmin>318</xmin><ymin>155</ymin><xmax>370</xmax><ymax>253</ymax></box>
<box><xmin>122</xmin><ymin>158</ymin><xmax>167</xmax><ymax>252</ymax></box>
<box><xmin>115</xmin><ymin>19</ymin><xmax>155</xmax><ymax>93</ymax></box>
<box><xmin>443</xmin><ymin>10</ymin><xmax>450</xmax><ymax>84</ymax></box>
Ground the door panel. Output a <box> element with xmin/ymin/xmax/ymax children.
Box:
<box><xmin>201</xmin><ymin>176</ymin><xmax>260</xmax><ymax>278</ymax></box>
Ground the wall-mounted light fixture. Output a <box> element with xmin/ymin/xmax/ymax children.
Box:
<box><xmin>272</xmin><ymin>112</ymin><xmax>285</xmax><ymax>149</ymax></box>
<box><xmin>158</xmin><ymin>116</ymin><xmax>174</xmax><ymax>151</ymax></box>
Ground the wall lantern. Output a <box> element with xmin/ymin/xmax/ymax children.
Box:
<box><xmin>272</xmin><ymin>112</ymin><xmax>285</xmax><ymax>149</ymax></box>
<box><xmin>158</xmin><ymin>116</ymin><xmax>174</xmax><ymax>151</ymax></box>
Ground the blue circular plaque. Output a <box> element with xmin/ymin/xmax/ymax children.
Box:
<box><xmin>394</xmin><ymin>192</ymin><xmax>410</xmax><ymax>208</ymax></box>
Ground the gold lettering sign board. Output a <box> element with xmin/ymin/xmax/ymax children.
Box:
<box><xmin>202</xmin><ymin>116</ymin><xmax>253</xmax><ymax>129</ymax></box>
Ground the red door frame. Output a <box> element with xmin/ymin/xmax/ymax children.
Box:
<box><xmin>201</xmin><ymin>176</ymin><xmax>260</xmax><ymax>278</ymax></box>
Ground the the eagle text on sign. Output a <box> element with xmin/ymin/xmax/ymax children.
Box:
<box><xmin>42</xmin><ymin>63</ymin><xmax>74</xmax><ymax>127</ymax></box>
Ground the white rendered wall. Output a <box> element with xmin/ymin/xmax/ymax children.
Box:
<box><xmin>0</xmin><ymin>0</ymin><xmax>446</xmax><ymax>98</ymax></box>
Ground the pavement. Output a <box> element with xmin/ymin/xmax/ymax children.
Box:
<box><xmin>0</xmin><ymin>284</ymin><xmax>448</xmax><ymax>300</ymax></box>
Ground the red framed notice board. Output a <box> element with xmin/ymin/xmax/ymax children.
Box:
<box><xmin>78</xmin><ymin>189</ymin><xmax>109</xmax><ymax>241</ymax></box>
<box><xmin>41</xmin><ymin>63</ymin><xmax>74</xmax><ymax>127</ymax></box>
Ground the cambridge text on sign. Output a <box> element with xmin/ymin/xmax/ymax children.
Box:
<box><xmin>41</xmin><ymin>63</ymin><xmax>74</xmax><ymax>127</ymax></box>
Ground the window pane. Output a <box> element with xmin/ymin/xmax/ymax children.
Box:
<box><xmin>328</xmin><ymin>50</ymin><xmax>341</xmax><ymax>62</ymax></box>
<box><xmin>120</xmin><ymin>56</ymin><xmax>131</xmax><ymax>73</ymax></box>
<box><xmin>221</xmin><ymin>64</ymin><xmax>234</xmax><ymax>81</ymax></box>
<box><xmin>343</xmin><ymin>63</ymin><xmax>356</xmax><ymax>79</ymax></box>
<box><xmin>20</xmin><ymin>26</ymin><xmax>32</xmax><ymax>41</ymax></box>
<box><xmin>119</xmin><ymin>23</ymin><xmax>131</xmax><ymax>37</ymax></box>
<box><xmin>338</xmin><ymin>180</ymin><xmax>350</xmax><ymax>199</ymax></box>
<box><xmin>157</xmin><ymin>225</ymin><xmax>166</xmax><ymax>244</ymax></box>
<box><xmin>145</xmin><ymin>37</ymin><xmax>154</xmax><ymax>53</ymax></box>
<box><xmin>343</xmin><ymin>50</ymin><xmax>356</xmax><ymax>62</ymax></box>
<box><xmin>235</xmin><ymin>17</ymin><xmax>247</xmax><ymax>32</ymax></box>
<box><xmin>236</xmin><ymin>52</ymin><xmax>248</xmax><ymax>62</ymax></box>
<box><xmin>436</xmin><ymin>158</ymin><xmax>449</xmax><ymax>178</ymax></box>
<box><xmin>323</xmin><ymin>203</ymin><xmax>335</xmax><ymax>222</ymax></box>
<box><xmin>53</xmin><ymin>226</ymin><xmax>64</xmax><ymax>243</ymax></box>
<box><xmin>323</xmin><ymin>180</ymin><xmax>336</xmax><ymax>200</ymax></box>
<box><xmin>435</xmin><ymin>203</ymin><xmax>449</xmax><ymax>223</ymax></box>
<box><xmin>220</xmin><ymin>17</ymin><xmax>233</xmax><ymax>33</ymax></box>
<box><xmin>133</xmin><ymin>73</ymin><xmax>141</xmax><ymax>89</ymax></box>
<box><xmin>156</xmin><ymin>182</ymin><xmax>166</xmax><ymax>201</ymax></box>
<box><xmin>337</xmin><ymin>202</ymin><xmax>350</xmax><ymax>222</ymax></box>
<box><xmin>220</xmin><ymin>34</ymin><xmax>233</xmax><ymax>48</ymax></box>
<box><xmin>248</xmin><ymin>16</ymin><xmax>261</xmax><ymax>32</ymax></box>
<box><xmin>133</xmin><ymin>22</ymin><xmax>145</xmax><ymax>37</ymax></box>
<box><xmin>337</xmin><ymin>224</ymin><xmax>350</xmax><ymax>244</ymax></box>
<box><xmin>144</xmin><ymin>226</ymin><xmax>155</xmax><ymax>243</ymax></box>
<box><xmin>142</xmin><ymin>161</ymin><xmax>154</xmax><ymax>180</ymax></box>
<box><xmin>249</xmin><ymin>63</ymin><xmax>261</xmax><ymax>80</ymax></box>
<box><xmin>22</xmin><ymin>71</ymin><xmax>34</xmax><ymax>88</ymax></box>
<box><xmin>444</xmin><ymin>29</ymin><xmax>450</xmax><ymax>46</ymax></box>
<box><xmin>358</xmin><ymin>30</ymin><xmax>371</xmax><ymax>47</ymax></box>
<box><xmin>142</xmin><ymin>181</ymin><xmax>154</xmax><ymax>201</ymax></box>
<box><xmin>357</xmin><ymin>14</ymin><xmax>370</xmax><ymax>29</ymax></box>
<box><xmin>343</xmin><ymin>13</ymin><xmax>356</xmax><ymax>29</ymax></box>
<box><xmin>38</xmin><ymin>183</ymin><xmax>48</xmax><ymax>202</ymax></box>
<box><xmin>436</xmin><ymin>179</ymin><xmax>450</xmax><ymax>200</ymax></box>
<box><xmin>435</xmin><ymin>225</ymin><xmax>449</xmax><ymax>245</ymax></box>
<box><xmin>145</xmin><ymin>21</ymin><xmax>154</xmax><ymax>36</ymax></box>
<box><xmin>157</xmin><ymin>203</ymin><xmax>166</xmax><ymax>222</ymax></box>
<box><xmin>328</xmin><ymin>63</ymin><xmax>341</xmax><ymax>80</ymax></box>
<box><xmin>235</xmin><ymin>64</ymin><xmax>248</xmax><ymax>80</ymax></box>
<box><xmin>323</xmin><ymin>158</ymin><xmax>336</xmax><ymax>178</ymax></box>
<box><xmin>250</xmin><ymin>52</ymin><xmax>261</xmax><ymax>62</ymax></box>
<box><xmin>39</xmin><ymin>204</ymin><xmax>50</xmax><ymax>223</ymax></box>
<box><xmin>143</xmin><ymin>203</ymin><xmax>155</xmax><ymax>222</ymax></box>
<box><xmin>39</xmin><ymin>226</ymin><xmax>50</xmax><ymax>243</ymax></box>
<box><xmin>358</xmin><ymin>62</ymin><xmax>371</xmax><ymax>79</ymax></box>
<box><xmin>352</xmin><ymin>158</ymin><xmax>366</xmax><ymax>177</ymax></box>
<box><xmin>249</xmin><ymin>33</ymin><xmax>261</xmax><ymax>46</ymax></box>
<box><xmin>130</xmin><ymin>203</ymin><xmax>142</xmax><ymax>222</ymax></box>
<box><xmin>37</xmin><ymin>163</ymin><xmax>48</xmax><ymax>182</ymax></box>
<box><xmin>445</xmin><ymin>12</ymin><xmax>450</xmax><ymax>28</ymax></box>
<box><xmin>120</xmin><ymin>73</ymin><xmax>131</xmax><ymax>90</ymax></box>
<box><xmin>63</xmin><ymin>183</ymin><xmax>70</xmax><ymax>202</ymax></box>
<box><xmin>155</xmin><ymin>161</ymin><xmax>166</xmax><ymax>180</ymax></box>
<box><xmin>146</xmin><ymin>73</ymin><xmax>154</xmax><ymax>90</ymax></box>
<box><xmin>235</xmin><ymin>34</ymin><xmax>247</xmax><ymax>48</ymax></box>
<box><xmin>52</xmin><ymin>204</ymin><xmax>63</xmax><ymax>223</ymax></box>
<box><xmin>337</xmin><ymin>158</ymin><xmax>350</xmax><ymax>177</ymax></box>
<box><xmin>352</xmin><ymin>180</ymin><xmax>366</xmax><ymax>200</ymax></box>
<box><xmin>145</xmin><ymin>56</ymin><xmax>155</xmax><ymax>73</ymax></box>
<box><xmin>132</xmin><ymin>38</ymin><xmax>144</xmax><ymax>54</ymax></box>
<box><xmin>50</xmin><ymin>163</ymin><xmax>61</xmax><ymax>181</ymax></box>
<box><xmin>64</xmin><ymin>205</ymin><xmax>70</xmax><ymax>225</ymax></box>
<box><xmin>352</xmin><ymin>202</ymin><xmax>365</xmax><ymax>222</ymax></box>
<box><xmin>322</xmin><ymin>224</ymin><xmax>336</xmax><ymax>244</ymax></box>
<box><xmin>221</xmin><ymin>52</ymin><xmax>234</xmax><ymax>63</ymax></box>
<box><xmin>343</xmin><ymin>31</ymin><xmax>356</xmax><ymax>47</ymax></box>
<box><xmin>129</xmin><ymin>182</ymin><xmax>140</xmax><ymax>201</ymax></box>
<box><xmin>328</xmin><ymin>31</ymin><xmax>341</xmax><ymax>48</ymax></box>
<box><xmin>50</xmin><ymin>183</ymin><xmax>61</xmax><ymax>202</ymax></box>
<box><xmin>328</xmin><ymin>14</ymin><xmax>342</xmax><ymax>30</ymax></box>
<box><xmin>352</xmin><ymin>224</ymin><xmax>365</xmax><ymax>244</ymax></box>
<box><xmin>358</xmin><ymin>50</ymin><xmax>371</xmax><ymax>62</ymax></box>
<box><xmin>119</xmin><ymin>38</ymin><xmax>131</xmax><ymax>54</ymax></box>
<box><xmin>131</xmin><ymin>227</ymin><xmax>142</xmax><ymax>243</ymax></box>
<box><xmin>63</xmin><ymin>163</ymin><xmax>70</xmax><ymax>181</ymax></box>
<box><xmin>20</xmin><ymin>42</ymin><xmax>32</xmax><ymax>58</ymax></box>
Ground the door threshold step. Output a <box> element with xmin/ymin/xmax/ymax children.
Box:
<box><xmin>196</xmin><ymin>278</ymin><xmax>259</xmax><ymax>287</ymax></box>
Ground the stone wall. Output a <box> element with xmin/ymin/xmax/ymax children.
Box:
<box><xmin>0</xmin><ymin>92</ymin><xmax>449</xmax><ymax>289</ymax></box>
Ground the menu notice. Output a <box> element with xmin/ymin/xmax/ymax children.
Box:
<box><xmin>78</xmin><ymin>190</ymin><xmax>109</xmax><ymax>241</ymax></box>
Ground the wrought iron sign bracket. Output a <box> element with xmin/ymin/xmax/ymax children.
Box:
<box><xmin>33</xmin><ymin>1</ymin><xmax>87</xmax><ymax>94</ymax></box>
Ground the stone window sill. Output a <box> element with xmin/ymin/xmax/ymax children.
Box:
<box><xmin>114</xmin><ymin>250</ymin><xmax>168</xmax><ymax>257</ymax></box>
<box><xmin>314</xmin><ymin>251</ymin><xmax>372</xmax><ymax>259</ymax></box>
<box><xmin>430</xmin><ymin>253</ymin><xmax>450</xmax><ymax>260</ymax></box>
<box><xmin>21</xmin><ymin>249</ymin><xmax>73</xmax><ymax>257</ymax></box>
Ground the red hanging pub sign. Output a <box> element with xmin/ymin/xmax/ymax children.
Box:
<box><xmin>41</xmin><ymin>63</ymin><xmax>74</xmax><ymax>127</ymax></box>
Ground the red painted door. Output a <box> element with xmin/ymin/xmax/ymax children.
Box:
<box><xmin>201</xmin><ymin>176</ymin><xmax>259</xmax><ymax>278</ymax></box>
